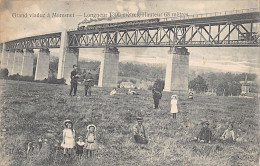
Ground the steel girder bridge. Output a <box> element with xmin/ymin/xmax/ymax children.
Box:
<box><xmin>1</xmin><ymin>9</ymin><xmax>260</xmax><ymax>51</ymax></box>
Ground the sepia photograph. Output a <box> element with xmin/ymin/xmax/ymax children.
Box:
<box><xmin>0</xmin><ymin>0</ymin><xmax>259</xmax><ymax>165</ymax></box>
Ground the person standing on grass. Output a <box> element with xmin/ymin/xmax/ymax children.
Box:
<box><xmin>152</xmin><ymin>85</ymin><xmax>162</xmax><ymax>109</ymax></box>
<box><xmin>69</xmin><ymin>64</ymin><xmax>80</xmax><ymax>96</ymax></box>
<box><xmin>76</xmin><ymin>136</ymin><xmax>85</xmax><ymax>157</ymax></box>
<box><xmin>171</xmin><ymin>95</ymin><xmax>178</xmax><ymax>119</ymax></box>
<box><xmin>197</xmin><ymin>121</ymin><xmax>212</xmax><ymax>144</ymax></box>
<box><xmin>85</xmin><ymin>124</ymin><xmax>97</xmax><ymax>158</ymax></box>
<box><xmin>133</xmin><ymin>117</ymin><xmax>148</xmax><ymax>144</ymax></box>
<box><xmin>61</xmin><ymin>120</ymin><xmax>76</xmax><ymax>157</ymax></box>
<box><xmin>83</xmin><ymin>70</ymin><xmax>93</xmax><ymax>96</ymax></box>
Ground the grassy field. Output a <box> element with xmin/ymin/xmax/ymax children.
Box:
<box><xmin>0</xmin><ymin>79</ymin><xmax>259</xmax><ymax>166</ymax></box>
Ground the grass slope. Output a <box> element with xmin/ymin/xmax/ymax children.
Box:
<box><xmin>0</xmin><ymin>80</ymin><xmax>259</xmax><ymax>166</ymax></box>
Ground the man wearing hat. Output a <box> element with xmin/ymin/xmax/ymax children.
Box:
<box><xmin>197</xmin><ymin>121</ymin><xmax>212</xmax><ymax>143</ymax></box>
<box><xmin>69</xmin><ymin>64</ymin><xmax>80</xmax><ymax>96</ymax></box>
<box><xmin>133</xmin><ymin>117</ymin><xmax>148</xmax><ymax>144</ymax></box>
<box><xmin>152</xmin><ymin>84</ymin><xmax>162</xmax><ymax>109</ymax></box>
<box><xmin>83</xmin><ymin>70</ymin><xmax>94</xmax><ymax>96</ymax></box>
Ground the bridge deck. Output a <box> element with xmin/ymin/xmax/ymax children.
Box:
<box><xmin>2</xmin><ymin>11</ymin><xmax>260</xmax><ymax>50</ymax></box>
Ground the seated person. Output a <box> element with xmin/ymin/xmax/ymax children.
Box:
<box><xmin>188</xmin><ymin>91</ymin><xmax>193</xmax><ymax>99</ymax></box>
<box><xmin>220</xmin><ymin>124</ymin><xmax>236</xmax><ymax>142</ymax></box>
<box><xmin>110</xmin><ymin>88</ymin><xmax>117</xmax><ymax>96</ymax></box>
<box><xmin>133</xmin><ymin>117</ymin><xmax>148</xmax><ymax>144</ymax></box>
<box><xmin>128</xmin><ymin>89</ymin><xmax>139</xmax><ymax>95</ymax></box>
<box><xmin>197</xmin><ymin>121</ymin><xmax>212</xmax><ymax>143</ymax></box>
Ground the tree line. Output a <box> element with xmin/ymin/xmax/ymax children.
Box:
<box><xmin>189</xmin><ymin>73</ymin><xmax>257</xmax><ymax>96</ymax></box>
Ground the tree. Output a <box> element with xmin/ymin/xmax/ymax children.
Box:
<box><xmin>189</xmin><ymin>75</ymin><xmax>208</xmax><ymax>92</ymax></box>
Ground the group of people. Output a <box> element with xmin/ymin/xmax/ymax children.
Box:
<box><xmin>68</xmin><ymin>66</ymin><xmax>237</xmax><ymax>149</ymax></box>
<box><xmin>194</xmin><ymin>121</ymin><xmax>236</xmax><ymax>143</ymax></box>
<box><xmin>69</xmin><ymin>64</ymin><xmax>94</xmax><ymax>97</ymax></box>
<box><xmin>133</xmin><ymin>117</ymin><xmax>236</xmax><ymax>145</ymax></box>
<box><xmin>61</xmin><ymin>120</ymin><xmax>97</xmax><ymax>158</ymax></box>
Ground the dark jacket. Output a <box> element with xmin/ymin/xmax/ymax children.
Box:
<box><xmin>198</xmin><ymin>127</ymin><xmax>212</xmax><ymax>142</ymax></box>
<box><xmin>152</xmin><ymin>88</ymin><xmax>162</xmax><ymax>99</ymax></box>
<box><xmin>84</xmin><ymin>73</ymin><xmax>94</xmax><ymax>86</ymax></box>
<box><xmin>71</xmin><ymin>70</ymin><xmax>79</xmax><ymax>84</ymax></box>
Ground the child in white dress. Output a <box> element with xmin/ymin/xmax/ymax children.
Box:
<box><xmin>171</xmin><ymin>95</ymin><xmax>178</xmax><ymax>119</ymax></box>
<box><xmin>61</xmin><ymin>119</ymin><xmax>76</xmax><ymax>157</ymax></box>
<box><xmin>85</xmin><ymin>124</ymin><xmax>97</xmax><ymax>158</ymax></box>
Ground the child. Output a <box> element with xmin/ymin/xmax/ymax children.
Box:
<box><xmin>171</xmin><ymin>95</ymin><xmax>178</xmax><ymax>119</ymax></box>
<box><xmin>128</xmin><ymin>89</ymin><xmax>139</xmax><ymax>95</ymax></box>
<box><xmin>220</xmin><ymin>124</ymin><xmax>236</xmax><ymax>142</ymax></box>
<box><xmin>61</xmin><ymin>119</ymin><xmax>76</xmax><ymax>157</ymax></box>
<box><xmin>197</xmin><ymin>121</ymin><xmax>212</xmax><ymax>144</ymax></box>
<box><xmin>85</xmin><ymin>124</ymin><xmax>97</xmax><ymax>157</ymax></box>
<box><xmin>76</xmin><ymin>136</ymin><xmax>85</xmax><ymax>157</ymax></box>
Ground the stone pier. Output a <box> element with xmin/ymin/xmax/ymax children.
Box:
<box><xmin>34</xmin><ymin>48</ymin><xmax>50</xmax><ymax>80</ymax></box>
<box><xmin>57</xmin><ymin>30</ymin><xmax>79</xmax><ymax>85</ymax></box>
<box><xmin>98</xmin><ymin>47</ymin><xmax>119</xmax><ymax>87</ymax></box>
<box><xmin>0</xmin><ymin>43</ymin><xmax>8</xmax><ymax>69</ymax></box>
<box><xmin>21</xmin><ymin>49</ymin><xmax>34</xmax><ymax>76</ymax></box>
<box><xmin>6</xmin><ymin>50</ymin><xmax>15</xmax><ymax>74</ymax></box>
<box><xmin>11</xmin><ymin>50</ymin><xmax>24</xmax><ymax>75</ymax></box>
<box><xmin>164</xmin><ymin>47</ymin><xmax>189</xmax><ymax>92</ymax></box>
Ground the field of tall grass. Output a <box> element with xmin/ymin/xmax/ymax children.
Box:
<box><xmin>0</xmin><ymin>79</ymin><xmax>259</xmax><ymax>166</ymax></box>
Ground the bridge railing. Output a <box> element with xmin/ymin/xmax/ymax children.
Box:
<box><xmin>161</xmin><ymin>8</ymin><xmax>259</xmax><ymax>22</ymax></box>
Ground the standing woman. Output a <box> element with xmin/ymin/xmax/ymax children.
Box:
<box><xmin>61</xmin><ymin>120</ymin><xmax>76</xmax><ymax>157</ymax></box>
<box><xmin>171</xmin><ymin>95</ymin><xmax>178</xmax><ymax>119</ymax></box>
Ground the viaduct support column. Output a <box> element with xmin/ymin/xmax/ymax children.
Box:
<box><xmin>21</xmin><ymin>49</ymin><xmax>34</xmax><ymax>76</ymax></box>
<box><xmin>57</xmin><ymin>48</ymin><xmax>79</xmax><ymax>85</ymax></box>
<box><xmin>57</xmin><ymin>30</ymin><xmax>79</xmax><ymax>85</ymax></box>
<box><xmin>7</xmin><ymin>50</ymin><xmax>15</xmax><ymax>75</ymax></box>
<box><xmin>98</xmin><ymin>47</ymin><xmax>119</xmax><ymax>87</ymax></box>
<box><xmin>0</xmin><ymin>43</ymin><xmax>8</xmax><ymax>69</ymax></box>
<box><xmin>11</xmin><ymin>49</ymin><xmax>24</xmax><ymax>75</ymax></box>
<box><xmin>35</xmin><ymin>48</ymin><xmax>50</xmax><ymax>80</ymax></box>
<box><xmin>164</xmin><ymin>47</ymin><xmax>189</xmax><ymax>92</ymax></box>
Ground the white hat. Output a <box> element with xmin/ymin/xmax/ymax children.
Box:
<box><xmin>63</xmin><ymin>119</ymin><xmax>72</xmax><ymax>127</ymax></box>
<box><xmin>87</xmin><ymin>124</ymin><xmax>96</xmax><ymax>131</ymax></box>
<box><xmin>171</xmin><ymin>95</ymin><xmax>177</xmax><ymax>99</ymax></box>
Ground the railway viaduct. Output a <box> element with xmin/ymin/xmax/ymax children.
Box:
<box><xmin>0</xmin><ymin>9</ymin><xmax>259</xmax><ymax>91</ymax></box>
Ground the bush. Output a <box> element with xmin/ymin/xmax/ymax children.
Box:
<box><xmin>0</xmin><ymin>68</ymin><xmax>9</xmax><ymax>79</ymax></box>
<box><xmin>118</xmin><ymin>79</ymin><xmax>127</xmax><ymax>84</ymax></box>
<box><xmin>129</xmin><ymin>79</ymin><xmax>137</xmax><ymax>84</ymax></box>
<box><xmin>7</xmin><ymin>74</ymin><xmax>65</xmax><ymax>85</ymax></box>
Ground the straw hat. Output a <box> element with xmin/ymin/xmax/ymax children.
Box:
<box><xmin>63</xmin><ymin>119</ymin><xmax>72</xmax><ymax>127</ymax></box>
<box><xmin>87</xmin><ymin>124</ymin><xmax>96</xmax><ymax>131</ymax></box>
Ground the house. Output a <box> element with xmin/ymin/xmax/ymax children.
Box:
<box><xmin>240</xmin><ymin>75</ymin><xmax>257</xmax><ymax>95</ymax></box>
<box><xmin>120</xmin><ymin>82</ymin><xmax>135</xmax><ymax>88</ymax></box>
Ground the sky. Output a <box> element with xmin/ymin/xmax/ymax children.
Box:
<box><xmin>0</xmin><ymin>0</ymin><xmax>259</xmax><ymax>74</ymax></box>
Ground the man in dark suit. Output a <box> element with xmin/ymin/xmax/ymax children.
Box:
<box><xmin>83</xmin><ymin>70</ymin><xmax>93</xmax><ymax>96</ymax></box>
<box><xmin>152</xmin><ymin>86</ymin><xmax>162</xmax><ymax>109</ymax></box>
<box><xmin>69</xmin><ymin>64</ymin><xmax>80</xmax><ymax>96</ymax></box>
